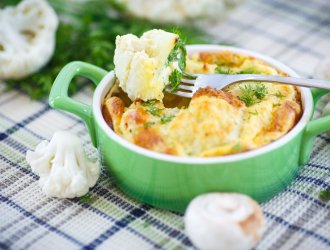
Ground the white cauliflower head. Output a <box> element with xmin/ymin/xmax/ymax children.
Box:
<box><xmin>117</xmin><ymin>0</ymin><xmax>227</xmax><ymax>24</ymax></box>
<box><xmin>0</xmin><ymin>0</ymin><xmax>58</xmax><ymax>80</ymax></box>
<box><xmin>184</xmin><ymin>193</ymin><xmax>265</xmax><ymax>250</ymax></box>
<box><xmin>26</xmin><ymin>131</ymin><xmax>100</xmax><ymax>198</ymax></box>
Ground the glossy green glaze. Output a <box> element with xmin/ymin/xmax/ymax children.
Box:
<box><xmin>49</xmin><ymin>56</ymin><xmax>330</xmax><ymax>212</ymax></box>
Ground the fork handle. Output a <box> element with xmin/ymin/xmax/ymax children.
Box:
<box><xmin>230</xmin><ymin>74</ymin><xmax>330</xmax><ymax>90</ymax></box>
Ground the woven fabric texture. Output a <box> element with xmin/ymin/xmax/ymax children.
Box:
<box><xmin>1</xmin><ymin>0</ymin><xmax>330</xmax><ymax>249</ymax></box>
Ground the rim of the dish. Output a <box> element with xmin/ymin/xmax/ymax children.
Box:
<box><xmin>93</xmin><ymin>45</ymin><xmax>313</xmax><ymax>164</ymax></box>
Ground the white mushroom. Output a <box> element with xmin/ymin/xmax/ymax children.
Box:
<box><xmin>0</xmin><ymin>0</ymin><xmax>58</xmax><ymax>80</ymax></box>
<box><xmin>26</xmin><ymin>131</ymin><xmax>100</xmax><ymax>198</ymax></box>
<box><xmin>184</xmin><ymin>193</ymin><xmax>265</xmax><ymax>250</ymax></box>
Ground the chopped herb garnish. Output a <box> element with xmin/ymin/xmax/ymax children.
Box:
<box><xmin>238</xmin><ymin>83</ymin><xmax>268</xmax><ymax>107</ymax></box>
<box><xmin>167</xmin><ymin>38</ymin><xmax>187</xmax><ymax>70</ymax></box>
<box><xmin>272</xmin><ymin>91</ymin><xmax>286</xmax><ymax>99</ymax></box>
<box><xmin>215</xmin><ymin>67</ymin><xmax>233</xmax><ymax>74</ymax></box>
<box><xmin>166</xmin><ymin>38</ymin><xmax>187</xmax><ymax>92</ymax></box>
<box><xmin>215</xmin><ymin>66</ymin><xmax>260</xmax><ymax>75</ymax></box>
<box><xmin>169</xmin><ymin>69</ymin><xmax>182</xmax><ymax>92</ymax></box>
<box><xmin>254</xmin><ymin>84</ymin><xmax>268</xmax><ymax>99</ymax></box>
<box><xmin>236</xmin><ymin>67</ymin><xmax>260</xmax><ymax>74</ymax></box>
<box><xmin>146</xmin><ymin>106</ymin><xmax>163</xmax><ymax>117</ymax></box>
<box><xmin>319</xmin><ymin>189</ymin><xmax>330</xmax><ymax>202</ymax></box>
<box><xmin>249</xmin><ymin>110</ymin><xmax>259</xmax><ymax>115</ymax></box>
<box><xmin>144</xmin><ymin>121</ymin><xmax>155</xmax><ymax>128</ymax></box>
<box><xmin>232</xmin><ymin>143</ymin><xmax>244</xmax><ymax>151</ymax></box>
<box><xmin>239</xmin><ymin>85</ymin><xmax>256</xmax><ymax>107</ymax></box>
<box><xmin>142</xmin><ymin>100</ymin><xmax>163</xmax><ymax>117</ymax></box>
<box><xmin>160</xmin><ymin>114</ymin><xmax>175</xmax><ymax>124</ymax></box>
<box><xmin>144</xmin><ymin>99</ymin><xmax>157</xmax><ymax>106</ymax></box>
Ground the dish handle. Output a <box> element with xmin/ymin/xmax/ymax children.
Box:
<box><xmin>300</xmin><ymin>87</ymin><xmax>330</xmax><ymax>165</ymax></box>
<box><xmin>49</xmin><ymin>61</ymin><xmax>107</xmax><ymax>146</ymax></box>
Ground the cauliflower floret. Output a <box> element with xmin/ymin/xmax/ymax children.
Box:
<box><xmin>0</xmin><ymin>0</ymin><xmax>58</xmax><ymax>80</ymax></box>
<box><xmin>114</xmin><ymin>29</ymin><xmax>181</xmax><ymax>101</ymax></box>
<box><xmin>26</xmin><ymin>131</ymin><xmax>100</xmax><ymax>198</ymax></box>
<box><xmin>117</xmin><ymin>0</ymin><xmax>227</xmax><ymax>24</ymax></box>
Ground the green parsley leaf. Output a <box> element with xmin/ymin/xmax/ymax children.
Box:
<box><xmin>236</xmin><ymin>67</ymin><xmax>260</xmax><ymax>74</ymax></box>
<box><xmin>144</xmin><ymin>100</ymin><xmax>157</xmax><ymax>106</ymax></box>
<box><xmin>160</xmin><ymin>114</ymin><xmax>175</xmax><ymax>124</ymax></box>
<box><xmin>166</xmin><ymin>37</ymin><xmax>187</xmax><ymax>92</ymax></box>
<box><xmin>167</xmin><ymin>38</ymin><xmax>187</xmax><ymax>70</ymax></box>
<box><xmin>169</xmin><ymin>69</ymin><xmax>182</xmax><ymax>92</ymax></box>
<box><xmin>146</xmin><ymin>106</ymin><xmax>163</xmax><ymax>117</ymax></box>
<box><xmin>142</xmin><ymin>100</ymin><xmax>163</xmax><ymax>117</ymax></box>
<box><xmin>272</xmin><ymin>91</ymin><xmax>286</xmax><ymax>99</ymax></box>
<box><xmin>143</xmin><ymin>121</ymin><xmax>155</xmax><ymax>128</ymax></box>
<box><xmin>249</xmin><ymin>110</ymin><xmax>259</xmax><ymax>115</ymax></box>
<box><xmin>215</xmin><ymin>67</ymin><xmax>233</xmax><ymax>74</ymax></box>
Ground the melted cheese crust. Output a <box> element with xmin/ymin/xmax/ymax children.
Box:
<box><xmin>103</xmin><ymin>51</ymin><xmax>302</xmax><ymax>157</ymax></box>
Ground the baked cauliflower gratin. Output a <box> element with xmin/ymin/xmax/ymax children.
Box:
<box><xmin>104</xmin><ymin>49</ymin><xmax>302</xmax><ymax>157</ymax></box>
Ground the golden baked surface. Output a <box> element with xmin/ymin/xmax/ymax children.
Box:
<box><xmin>103</xmin><ymin>51</ymin><xmax>302</xmax><ymax>157</ymax></box>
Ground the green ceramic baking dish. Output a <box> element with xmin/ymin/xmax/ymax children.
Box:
<box><xmin>49</xmin><ymin>45</ymin><xmax>330</xmax><ymax>212</ymax></box>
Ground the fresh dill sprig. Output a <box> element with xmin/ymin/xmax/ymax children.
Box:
<box><xmin>239</xmin><ymin>85</ymin><xmax>256</xmax><ymax>107</ymax></box>
<box><xmin>238</xmin><ymin>83</ymin><xmax>268</xmax><ymax>107</ymax></box>
<box><xmin>143</xmin><ymin>100</ymin><xmax>163</xmax><ymax>117</ymax></box>
<box><xmin>215</xmin><ymin>67</ymin><xmax>233</xmax><ymax>74</ymax></box>
<box><xmin>160</xmin><ymin>114</ymin><xmax>175</xmax><ymax>124</ymax></box>
<box><xmin>142</xmin><ymin>100</ymin><xmax>175</xmax><ymax>123</ymax></box>
<box><xmin>215</xmin><ymin>66</ymin><xmax>260</xmax><ymax>75</ymax></box>
<box><xmin>236</xmin><ymin>67</ymin><xmax>260</xmax><ymax>74</ymax></box>
<box><xmin>254</xmin><ymin>84</ymin><xmax>268</xmax><ymax>99</ymax></box>
<box><xmin>249</xmin><ymin>110</ymin><xmax>259</xmax><ymax>115</ymax></box>
<box><xmin>143</xmin><ymin>121</ymin><xmax>155</xmax><ymax>128</ymax></box>
<box><xmin>271</xmin><ymin>91</ymin><xmax>286</xmax><ymax>99</ymax></box>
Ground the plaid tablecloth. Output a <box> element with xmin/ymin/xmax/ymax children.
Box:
<box><xmin>1</xmin><ymin>0</ymin><xmax>330</xmax><ymax>249</ymax></box>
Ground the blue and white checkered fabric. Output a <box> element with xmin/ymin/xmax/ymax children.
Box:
<box><xmin>1</xmin><ymin>0</ymin><xmax>330</xmax><ymax>249</ymax></box>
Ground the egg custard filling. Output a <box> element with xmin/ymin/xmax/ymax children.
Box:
<box><xmin>103</xmin><ymin>35</ymin><xmax>302</xmax><ymax>157</ymax></box>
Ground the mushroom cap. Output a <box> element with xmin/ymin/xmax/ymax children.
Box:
<box><xmin>0</xmin><ymin>0</ymin><xmax>58</xmax><ymax>80</ymax></box>
<box><xmin>184</xmin><ymin>193</ymin><xmax>265</xmax><ymax>250</ymax></box>
<box><xmin>26</xmin><ymin>131</ymin><xmax>100</xmax><ymax>198</ymax></box>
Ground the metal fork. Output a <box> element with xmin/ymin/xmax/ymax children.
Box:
<box><xmin>166</xmin><ymin>74</ymin><xmax>330</xmax><ymax>98</ymax></box>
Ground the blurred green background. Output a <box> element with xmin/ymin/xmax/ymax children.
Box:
<box><xmin>1</xmin><ymin>0</ymin><xmax>214</xmax><ymax>99</ymax></box>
